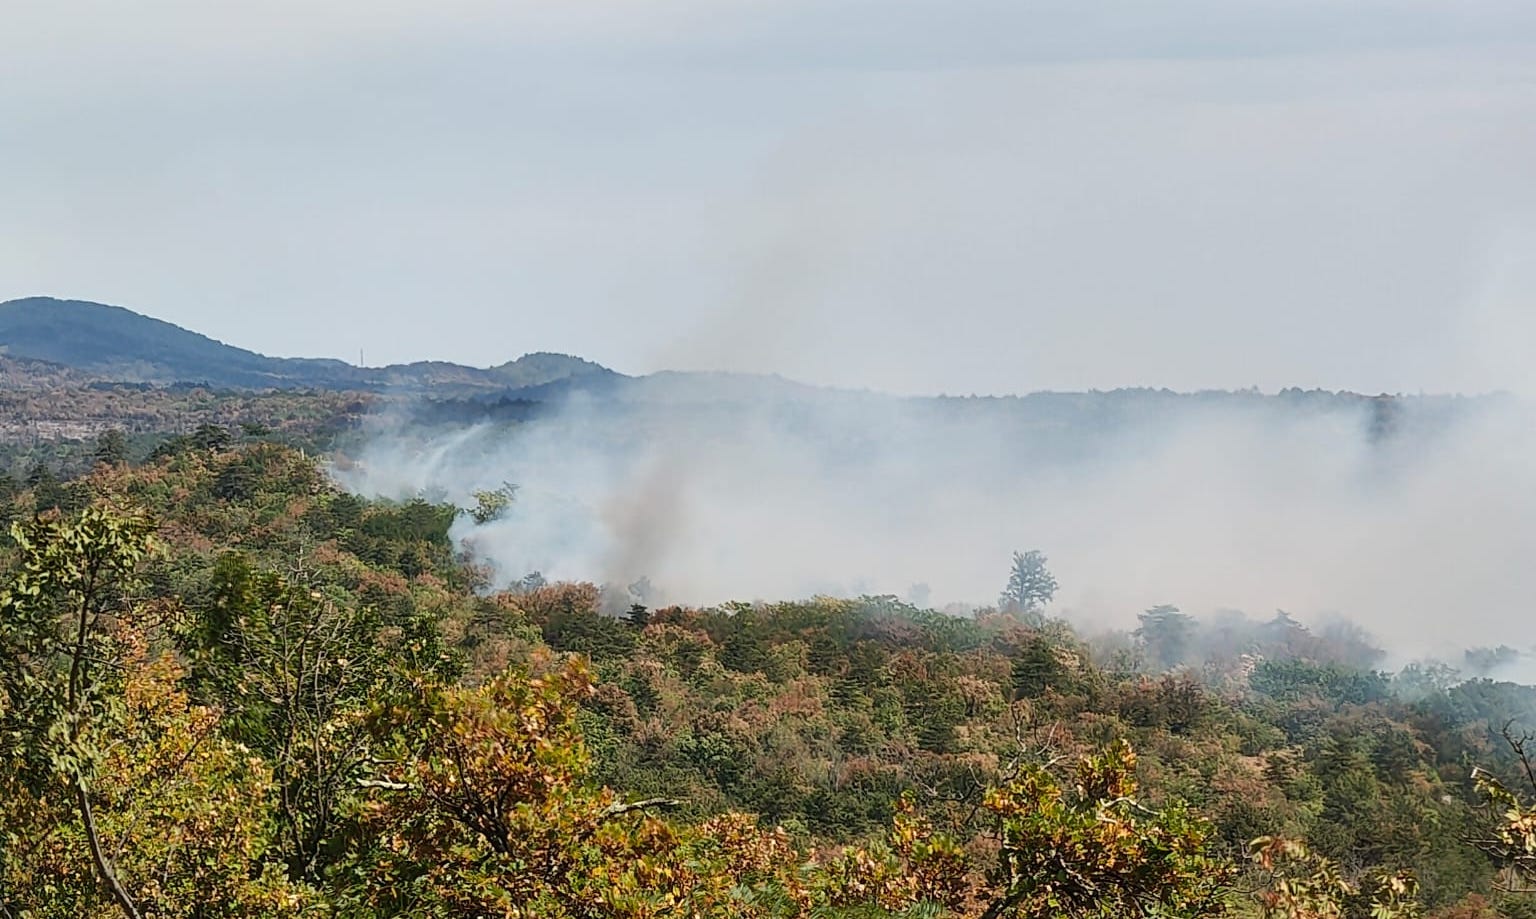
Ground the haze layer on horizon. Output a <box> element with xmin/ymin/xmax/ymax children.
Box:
<box><xmin>4</xmin><ymin>1</ymin><xmax>1536</xmax><ymax>396</ymax></box>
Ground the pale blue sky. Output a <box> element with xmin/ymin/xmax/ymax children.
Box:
<box><xmin>4</xmin><ymin>1</ymin><xmax>1535</xmax><ymax>394</ymax></box>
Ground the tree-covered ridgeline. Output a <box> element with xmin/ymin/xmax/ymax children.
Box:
<box><xmin>1</xmin><ymin>434</ymin><xmax>1535</xmax><ymax>917</ymax></box>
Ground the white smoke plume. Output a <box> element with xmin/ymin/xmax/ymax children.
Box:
<box><xmin>338</xmin><ymin>384</ymin><xmax>1536</xmax><ymax>662</ymax></box>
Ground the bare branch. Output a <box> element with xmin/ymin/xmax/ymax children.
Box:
<box><xmin>600</xmin><ymin>798</ymin><xmax>685</xmax><ymax>819</ymax></box>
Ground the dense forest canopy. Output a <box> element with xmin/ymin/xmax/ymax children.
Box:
<box><xmin>2</xmin><ymin>302</ymin><xmax>1536</xmax><ymax>916</ymax></box>
<box><xmin>1</xmin><ymin>419</ymin><xmax>1535</xmax><ymax>917</ymax></box>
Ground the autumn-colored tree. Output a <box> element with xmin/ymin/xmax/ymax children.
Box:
<box><xmin>0</xmin><ymin>441</ymin><xmax>1513</xmax><ymax>918</ymax></box>
<box><xmin>0</xmin><ymin>645</ymin><xmax>315</xmax><ymax>917</ymax></box>
<box><xmin>351</xmin><ymin>658</ymin><xmax>804</xmax><ymax>918</ymax></box>
<box><xmin>820</xmin><ymin>794</ymin><xmax>971</xmax><ymax>913</ymax></box>
<box><xmin>1249</xmin><ymin>836</ymin><xmax>1420</xmax><ymax>919</ymax></box>
<box><xmin>1470</xmin><ymin>727</ymin><xmax>1536</xmax><ymax>895</ymax></box>
<box><xmin>977</xmin><ymin>739</ymin><xmax>1232</xmax><ymax>919</ymax></box>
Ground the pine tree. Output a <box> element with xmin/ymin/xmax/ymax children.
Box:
<box><xmin>1000</xmin><ymin>549</ymin><xmax>1058</xmax><ymax>617</ymax></box>
<box><xmin>94</xmin><ymin>428</ymin><xmax>129</xmax><ymax>467</ymax></box>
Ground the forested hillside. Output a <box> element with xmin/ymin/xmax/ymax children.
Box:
<box><xmin>3</xmin><ymin>433</ymin><xmax>1536</xmax><ymax>918</ymax></box>
<box><xmin>0</xmin><ymin>298</ymin><xmax>615</xmax><ymax>393</ymax></box>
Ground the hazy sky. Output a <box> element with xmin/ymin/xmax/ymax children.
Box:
<box><xmin>5</xmin><ymin>1</ymin><xmax>1536</xmax><ymax>395</ymax></box>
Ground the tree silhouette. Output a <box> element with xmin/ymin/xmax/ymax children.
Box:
<box><xmin>1137</xmin><ymin>604</ymin><xmax>1196</xmax><ymax>671</ymax></box>
<box><xmin>1000</xmin><ymin>549</ymin><xmax>1058</xmax><ymax>617</ymax></box>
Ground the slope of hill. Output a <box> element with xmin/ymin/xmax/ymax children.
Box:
<box><xmin>0</xmin><ymin>297</ymin><xmax>617</xmax><ymax>392</ymax></box>
<box><xmin>0</xmin><ymin>353</ymin><xmax>96</xmax><ymax>391</ymax></box>
<box><xmin>0</xmin><ymin>297</ymin><xmax>357</xmax><ymax>388</ymax></box>
<box><xmin>490</xmin><ymin>352</ymin><xmax>615</xmax><ymax>388</ymax></box>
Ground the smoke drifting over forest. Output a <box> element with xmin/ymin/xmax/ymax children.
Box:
<box><xmin>340</xmin><ymin>385</ymin><xmax>1535</xmax><ymax>660</ymax></box>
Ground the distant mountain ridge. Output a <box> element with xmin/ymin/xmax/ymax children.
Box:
<box><xmin>0</xmin><ymin>297</ymin><xmax>1495</xmax><ymax>420</ymax></box>
<box><xmin>0</xmin><ymin>297</ymin><xmax>618</xmax><ymax>393</ymax></box>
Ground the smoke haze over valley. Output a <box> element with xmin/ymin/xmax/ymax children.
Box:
<box><xmin>340</xmin><ymin>383</ymin><xmax>1535</xmax><ymax>662</ymax></box>
<box><xmin>1</xmin><ymin>296</ymin><xmax>1530</xmax><ymax>664</ymax></box>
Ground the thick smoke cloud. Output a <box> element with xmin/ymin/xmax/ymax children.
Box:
<box><xmin>339</xmin><ymin>386</ymin><xmax>1535</xmax><ymax>661</ymax></box>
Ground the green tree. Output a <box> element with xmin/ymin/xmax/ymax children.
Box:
<box><xmin>468</xmin><ymin>481</ymin><xmax>517</xmax><ymax>525</ymax></box>
<box><xmin>93</xmin><ymin>429</ymin><xmax>129</xmax><ymax>468</ymax></box>
<box><xmin>212</xmin><ymin>457</ymin><xmax>260</xmax><ymax>501</ymax></box>
<box><xmin>190</xmin><ymin>423</ymin><xmax>233</xmax><ymax>452</ymax></box>
<box><xmin>182</xmin><ymin>561</ymin><xmax>395</xmax><ymax>883</ymax></box>
<box><xmin>1011</xmin><ymin>635</ymin><xmax>1067</xmax><ymax>699</ymax></box>
<box><xmin>25</xmin><ymin>460</ymin><xmax>71</xmax><ymax>512</ymax></box>
<box><xmin>0</xmin><ymin>508</ymin><xmax>155</xmax><ymax>919</ymax></box>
